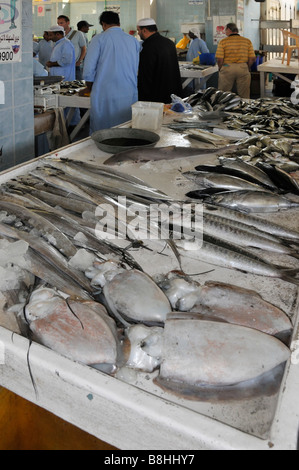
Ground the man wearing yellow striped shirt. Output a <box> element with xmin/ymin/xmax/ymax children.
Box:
<box><xmin>215</xmin><ymin>23</ymin><xmax>256</xmax><ymax>99</ymax></box>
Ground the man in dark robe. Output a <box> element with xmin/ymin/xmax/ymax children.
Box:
<box><xmin>137</xmin><ymin>18</ymin><xmax>182</xmax><ymax>104</ymax></box>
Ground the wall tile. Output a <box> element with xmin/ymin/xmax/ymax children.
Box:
<box><xmin>13</xmin><ymin>78</ymin><xmax>34</xmax><ymax>107</ymax></box>
<box><xmin>14</xmin><ymin>129</ymin><xmax>35</xmax><ymax>165</ymax></box>
<box><xmin>0</xmin><ymin>64</ymin><xmax>13</xmax><ymax>81</ymax></box>
<box><xmin>0</xmin><ymin>109</ymin><xmax>13</xmax><ymax>137</ymax></box>
<box><xmin>0</xmin><ymin>135</ymin><xmax>15</xmax><ymax>171</ymax></box>
<box><xmin>14</xmin><ymin>103</ymin><xmax>34</xmax><ymax>133</ymax></box>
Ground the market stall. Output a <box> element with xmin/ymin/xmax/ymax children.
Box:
<box><xmin>0</xmin><ymin>93</ymin><xmax>299</xmax><ymax>450</ymax></box>
<box><xmin>258</xmin><ymin>57</ymin><xmax>299</xmax><ymax>97</ymax></box>
<box><xmin>179</xmin><ymin>62</ymin><xmax>218</xmax><ymax>89</ymax></box>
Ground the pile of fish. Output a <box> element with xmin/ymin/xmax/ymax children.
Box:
<box><xmin>184</xmin><ymin>155</ymin><xmax>299</xmax><ymax>212</ymax></box>
<box><xmin>185</xmin><ymin>87</ymin><xmax>242</xmax><ymax>113</ymax></box>
<box><xmin>0</xmin><ymin>155</ymin><xmax>297</xmax><ymax>418</ymax></box>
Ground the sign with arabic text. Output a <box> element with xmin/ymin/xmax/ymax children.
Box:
<box><xmin>0</xmin><ymin>0</ymin><xmax>22</xmax><ymax>63</ymax></box>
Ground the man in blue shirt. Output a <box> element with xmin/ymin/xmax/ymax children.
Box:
<box><xmin>82</xmin><ymin>11</ymin><xmax>141</xmax><ymax>134</ymax></box>
<box><xmin>46</xmin><ymin>25</ymin><xmax>75</xmax><ymax>82</ymax></box>
<box><xmin>186</xmin><ymin>28</ymin><xmax>209</xmax><ymax>62</ymax></box>
<box><xmin>37</xmin><ymin>31</ymin><xmax>54</xmax><ymax>67</ymax></box>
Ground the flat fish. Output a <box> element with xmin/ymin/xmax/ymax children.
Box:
<box><xmin>157</xmin><ymin>318</ymin><xmax>290</xmax><ymax>387</ymax></box>
<box><xmin>104</xmin><ymin>146</ymin><xmax>230</xmax><ymax>165</ymax></box>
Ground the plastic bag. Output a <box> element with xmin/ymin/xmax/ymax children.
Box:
<box><xmin>170</xmin><ymin>94</ymin><xmax>193</xmax><ymax>113</ymax></box>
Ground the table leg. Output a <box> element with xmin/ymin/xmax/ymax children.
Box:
<box><xmin>70</xmin><ymin>110</ymin><xmax>90</xmax><ymax>142</ymax></box>
<box><xmin>260</xmin><ymin>71</ymin><xmax>265</xmax><ymax>98</ymax></box>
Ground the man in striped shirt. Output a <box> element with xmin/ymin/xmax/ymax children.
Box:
<box><xmin>215</xmin><ymin>23</ymin><xmax>256</xmax><ymax>99</ymax></box>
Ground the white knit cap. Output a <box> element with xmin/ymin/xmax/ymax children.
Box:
<box><xmin>189</xmin><ymin>27</ymin><xmax>201</xmax><ymax>38</ymax></box>
<box><xmin>137</xmin><ymin>18</ymin><xmax>157</xmax><ymax>27</ymax></box>
<box><xmin>47</xmin><ymin>25</ymin><xmax>65</xmax><ymax>34</ymax></box>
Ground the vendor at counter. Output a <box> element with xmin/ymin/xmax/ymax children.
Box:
<box><xmin>186</xmin><ymin>28</ymin><xmax>209</xmax><ymax>62</ymax></box>
<box><xmin>215</xmin><ymin>23</ymin><xmax>256</xmax><ymax>99</ymax></box>
<box><xmin>46</xmin><ymin>25</ymin><xmax>76</xmax><ymax>82</ymax></box>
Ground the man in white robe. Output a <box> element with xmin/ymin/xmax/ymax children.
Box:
<box><xmin>82</xmin><ymin>11</ymin><xmax>141</xmax><ymax>134</ymax></box>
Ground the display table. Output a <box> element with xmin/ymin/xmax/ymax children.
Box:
<box><xmin>34</xmin><ymin>110</ymin><xmax>56</xmax><ymax>136</ymax></box>
<box><xmin>258</xmin><ymin>57</ymin><xmax>299</xmax><ymax>97</ymax></box>
<box><xmin>179</xmin><ymin>62</ymin><xmax>218</xmax><ymax>89</ymax></box>
<box><xmin>57</xmin><ymin>94</ymin><xmax>90</xmax><ymax>142</ymax></box>
<box><xmin>0</xmin><ymin>122</ymin><xmax>299</xmax><ymax>450</ymax></box>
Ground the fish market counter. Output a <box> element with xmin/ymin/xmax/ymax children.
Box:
<box><xmin>179</xmin><ymin>62</ymin><xmax>218</xmax><ymax>89</ymax></box>
<box><xmin>258</xmin><ymin>57</ymin><xmax>299</xmax><ymax>97</ymax></box>
<box><xmin>0</xmin><ymin>126</ymin><xmax>299</xmax><ymax>450</ymax></box>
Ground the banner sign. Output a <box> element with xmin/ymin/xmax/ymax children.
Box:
<box><xmin>0</xmin><ymin>0</ymin><xmax>22</xmax><ymax>63</ymax></box>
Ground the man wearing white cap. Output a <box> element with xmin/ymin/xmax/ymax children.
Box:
<box><xmin>46</xmin><ymin>25</ymin><xmax>76</xmax><ymax>82</ymax></box>
<box><xmin>82</xmin><ymin>11</ymin><xmax>141</xmax><ymax>134</ymax></box>
<box><xmin>137</xmin><ymin>18</ymin><xmax>182</xmax><ymax>104</ymax></box>
<box><xmin>186</xmin><ymin>28</ymin><xmax>209</xmax><ymax>62</ymax></box>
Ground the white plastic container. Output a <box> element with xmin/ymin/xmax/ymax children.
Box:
<box><xmin>131</xmin><ymin>101</ymin><xmax>164</xmax><ymax>131</ymax></box>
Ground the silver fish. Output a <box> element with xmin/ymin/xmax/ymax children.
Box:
<box><xmin>0</xmin><ymin>222</ymin><xmax>93</xmax><ymax>297</ymax></box>
<box><xmin>202</xmin><ymin>213</ymin><xmax>299</xmax><ymax>257</ymax></box>
<box><xmin>176</xmin><ymin>234</ymin><xmax>299</xmax><ymax>285</ymax></box>
<box><xmin>216</xmin><ymin>157</ymin><xmax>278</xmax><ymax>190</ymax></box>
<box><xmin>0</xmin><ymin>199</ymin><xmax>77</xmax><ymax>258</ymax></box>
<box><xmin>46</xmin><ymin>160</ymin><xmax>170</xmax><ymax>201</ymax></box>
<box><xmin>184</xmin><ymin>171</ymin><xmax>267</xmax><ymax>192</ymax></box>
<box><xmin>202</xmin><ymin>190</ymin><xmax>299</xmax><ymax>213</ymax></box>
<box><xmin>203</xmin><ymin>203</ymin><xmax>299</xmax><ymax>241</ymax></box>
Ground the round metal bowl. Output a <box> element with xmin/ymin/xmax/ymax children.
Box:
<box><xmin>91</xmin><ymin>128</ymin><xmax>160</xmax><ymax>154</ymax></box>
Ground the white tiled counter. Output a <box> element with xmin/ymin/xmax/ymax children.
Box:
<box><xmin>0</xmin><ymin>130</ymin><xmax>299</xmax><ymax>450</ymax></box>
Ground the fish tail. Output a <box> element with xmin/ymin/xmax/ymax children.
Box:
<box><xmin>281</xmin><ymin>272</ymin><xmax>299</xmax><ymax>286</ymax></box>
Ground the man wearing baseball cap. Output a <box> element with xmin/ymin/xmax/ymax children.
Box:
<box><xmin>77</xmin><ymin>20</ymin><xmax>93</xmax><ymax>36</ymax></box>
<box><xmin>46</xmin><ymin>25</ymin><xmax>75</xmax><ymax>82</ymax></box>
<box><xmin>137</xmin><ymin>18</ymin><xmax>182</xmax><ymax>104</ymax></box>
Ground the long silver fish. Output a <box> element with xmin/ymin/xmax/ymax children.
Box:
<box><xmin>203</xmin><ymin>203</ymin><xmax>299</xmax><ymax>241</ymax></box>
<box><xmin>202</xmin><ymin>213</ymin><xmax>299</xmax><ymax>257</ymax></box>
<box><xmin>199</xmin><ymin>190</ymin><xmax>299</xmax><ymax>213</ymax></box>
<box><xmin>0</xmin><ymin>199</ymin><xmax>77</xmax><ymax>258</ymax></box>
<box><xmin>176</xmin><ymin>234</ymin><xmax>299</xmax><ymax>285</ymax></box>
<box><xmin>46</xmin><ymin>160</ymin><xmax>170</xmax><ymax>201</ymax></box>
<box><xmin>0</xmin><ymin>222</ymin><xmax>93</xmax><ymax>295</ymax></box>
